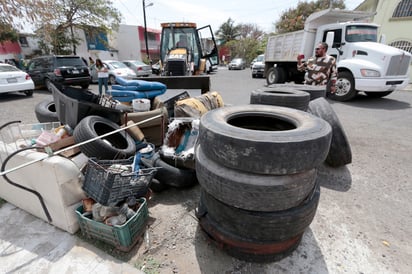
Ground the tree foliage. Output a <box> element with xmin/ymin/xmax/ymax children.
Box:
<box><xmin>275</xmin><ymin>0</ymin><xmax>346</xmax><ymax>34</ymax></box>
<box><xmin>215</xmin><ymin>18</ymin><xmax>241</xmax><ymax>44</ymax></box>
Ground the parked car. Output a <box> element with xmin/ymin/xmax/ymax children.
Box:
<box><xmin>122</xmin><ymin>60</ymin><xmax>151</xmax><ymax>77</ymax></box>
<box><xmin>0</xmin><ymin>63</ymin><xmax>34</xmax><ymax>96</ymax></box>
<box><xmin>228</xmin><ymin>58</ymin><xmax>246</xmax><ymax>70</ymax></box>
<box><xmin>26</xmin><ymin>55</ymin><xmax>90</xmax><ymax>91</ymax></box>
<box><xmin>89</xmin><ymin>60</ymin><xmax>136</xmax><ymax>84</ymax></box>
<box><xmin>250</xmin><ymin>57</ymin><xmax>257</xmax><ymax>69</ymax></box>
<box><xmin>251</xmin><ymin>54</ymin><xmax>265</xmax><ymax>78</ymax></box>
<box><xmin>151</xmin><ymin>61</ymin><xmax>161</xmax><ymax>75</ymax></box>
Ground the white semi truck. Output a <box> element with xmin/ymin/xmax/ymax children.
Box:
<box><xmin>264</xmin><ymin>8</ymin><xmax>411</xmax><ymax>101</ymax></box>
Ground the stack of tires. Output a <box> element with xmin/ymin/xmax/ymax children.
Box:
<box><xmin>195</xmin><ymin>105</ymin><xmax>332</xmax><ymax>262</ymax></box>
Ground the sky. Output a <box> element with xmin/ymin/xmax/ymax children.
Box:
<box><xmin>115</xmin><ymin>0</ymin><xmax>365</xmax><ymax>33</ymax></box>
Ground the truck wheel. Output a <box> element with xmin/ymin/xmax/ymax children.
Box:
<box><xmin>330</xmin><ymin>71</ymin><xmax>357</xmax><ymax>101</ymax></box>
<box><xmin>198</xmin><ymin>105</ymin><xmax>332</xmax><ymax>175</ymax></box>
<box><xmin>266</xmin><ymin>67</ymin><xmax>283</xmax><ymax>85</ymax></box>
<box><xmin>364</xmin><ymin>91</ymin><xmax>393</xmax><ymax>98</ymax></box>
<box><xmin>73</xmin><ymin>115</ymin><xmax>136</xmax><ymax>159</ymax></box>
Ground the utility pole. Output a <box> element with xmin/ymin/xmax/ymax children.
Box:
<box><xmin>143</xmin><ymin>0</ymin><xmax>153</xmax><ymax>64</ymax></box>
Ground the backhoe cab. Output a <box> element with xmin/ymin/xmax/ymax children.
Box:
<box><xmin>160</xmin><ymin>22</ymin><xmax>218</xmax><ymax>76</ymax></box>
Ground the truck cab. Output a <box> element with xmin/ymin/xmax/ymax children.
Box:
<box><xmin>316</xmin><ymin>22</ymin><xmax>411</xmax><ymax>101</ymax></box>
<box><xmin>159</xmin><ymin>22</ymin><xmax>218</xmax><ymax>76</ymax></box>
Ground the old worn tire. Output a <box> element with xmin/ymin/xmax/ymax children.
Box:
<box><xmin>250</xmin><ymin>87</ymin><xmax>310</xmax><ymax>111</ymax></box>
<box><xmin>35</xmin><ymin>97</ymin><xmax>59</xmax><ymax>123</ymax></box>
<box><xmin>147</xmin><ymin>152</ymin><xmax>198</xmax><ymax>188</ymax></box>
<box><xmin>197</xmin><ymin>214</ymin><xmax>303</xmax><ymax>263</ymax></box>
<box><xmin>73</xmin><ymin>115</ymin><xmax>136</xmax><ymax>159</ymax></box>
<box><xmin>195</xmin><ymin>145</ymin><xmax>317</xmax><ymax>211</ymax></box>
<box><xmin>197</xmin><ymin>183</ymin><xmax>320</xmax><ymax>242</ymax></box>
<box><xmin>267</xmin><ymin>84</ymin><xmax>326</xmax><ymax>100</ymax></box>
<box><xmin>198</xmin><ymin>105</ymin><xmax>332</xmax><ymax>175</ymax></box>
<box><xmin>308</xmin><ymin>97</ymin><xmax>352</xmax><ymax>167</ymax></box>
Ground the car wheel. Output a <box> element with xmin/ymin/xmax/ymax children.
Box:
<box><xmin>81</xmin><ymin>84</ymin><xmax>89</xmax><ymax>89</ymax></box>
<box><xmin>308</xmin><ymin>97</ymin><xmax>352</xmax><ymax>167</ymax></box>
<box><xmin>73</xmin><ymin>115</ymin><xmax>136</xmax><ymax>159</ymax></box>
<box><xmin>24</xmin><ymin>90</ymin><xmax>33</xmax><ymax>96</ymax></box>
<box><xmin>34</xmin><ymin>97</ymin><xmax>59</xmax><ymax>123</ymax></box>
<box><xmin>198</xmin><ymin>105</ymin><xmax>332</xmax><ymax>175</ymax></box>
<box><xmin>195</xmin><ymin>145</ymin><xmax>317</xmax><ymax>212</ymax></box>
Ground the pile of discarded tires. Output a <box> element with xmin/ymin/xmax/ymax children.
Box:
<box><xmin>195</xmin><ymin>104</ymin><xmax>332</xmax><ymax>262</ymax></box>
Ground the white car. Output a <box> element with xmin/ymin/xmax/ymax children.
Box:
<box><xmin>89</xmin><ymin>60</ymin><xmax>136</xmax><ymax>84</ymax></box>
<box><xmin>122</xmin><ymin>60</ymin><xmax>151</xmax><ymax>77</ymax></box>
<box><xmin>0</xmin><ymin>63</ymin><xmax>34</xmax><ymax>96</ymax></box>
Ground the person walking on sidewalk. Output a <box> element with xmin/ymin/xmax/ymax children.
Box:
<box><xmin>96</xmin><ymin>59</ymin><xmax>108</xmax><ymax>96</ymax></box>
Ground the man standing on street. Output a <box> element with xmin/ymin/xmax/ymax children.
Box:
<box><xmin>297</xmin><ymin>42</ymin><xmax>337</xmax><ymax>94</ymax></box>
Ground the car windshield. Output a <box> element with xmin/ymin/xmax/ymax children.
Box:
<box><xmin>0</xmin><ymin>65</ymin><xmax>20</xmax><ymax>72</ymax></box>
<box><xmin>56</xmin><ymin>57</ymin><xmax>85</xmax><ymax>67</ymax></box>
<box><xmin>232</xmin><ymin>58</ymin><xmax>242</xmax><ymax>63</ymax></box>
<box><xmin>107</xmin><ymin>61</ymin><xmax>128</xmax><ymax>69</ymax></box>
<box><xmin>256</xmin><ymin>55</ymin><xmax>264</xmax><ymax>62</ymax></box>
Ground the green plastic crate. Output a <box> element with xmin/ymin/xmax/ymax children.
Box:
<box><xmin>75</xmin><ymin>198</ymin><xmax>148</xmax><ymax>252</ymax></box>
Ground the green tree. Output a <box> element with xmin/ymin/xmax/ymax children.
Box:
<box><xmin>275</xmin><ymin>0</ymin><xmax>346</xmax><ymax>33</ymax></box>
<box><xmin>215</xmin><ymin>18</ymin><xmax>241</xmax><ymax>44</ymax></box>
<box><xmin>35</xmin><ymin>0</ymin><xmax>121</xmax><ymax>55</ymax></box>
<box><xmin>0</xmin><ymin>0</ymin><xmax>47</xmax><ymax>42</ymax></box>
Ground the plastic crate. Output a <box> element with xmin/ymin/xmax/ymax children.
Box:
<box><xmin>83</xmin><ymin>158</ymin><xmax>156</xmax><ymax>206</ymax></box>
<box><xmin>75</xmin><ymin>198</ymin><xmax>148</xmax><ymax>252</ymax></box>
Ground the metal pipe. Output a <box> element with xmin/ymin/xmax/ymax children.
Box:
<box><xmin>0</xmin><ymin>114</ymin><xmax>162</xmax><ymax>176</ymax></box>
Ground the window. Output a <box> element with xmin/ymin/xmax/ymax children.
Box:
<box><xmin>389</xmin><ymin>40</ymin><xmax>412</xmax><ymax>53</ymax></box>
<box><xmin>322</xmin><ymin>29</ymin><xmax>342</xmax><ymax>48</ymax></box>
<box><xmin>19</xmin><ymin>36</ymin><xmax>28</xmax><ymax>47</ymax></box>
<box><xmin>392</xmin><ymin>0</ymin><xmax>412</xmax><ymax>18</ymax></box>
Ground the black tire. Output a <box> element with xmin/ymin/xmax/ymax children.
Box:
<box><xmin>308</xmin><ymin>98</ymin><xmax>352</xmax><ymax>167</ymax></box>
<box><xmin>24</xmin><ymin>90</ymin><xmax>33</xmax><ymax>96</ymax></box>
<box><xmin>252</xmin><ymin>74</ymin><xmax>256</xmax><ymax>78</ymax></box>
<box><xmin>195</xmin><ymin>145</ymin><xmax>317</xmax><ymax>211</ymax></box>
<box><xmin>198</xmin><ymin>105</ymin><xmax>332</xmax><ymax>175</ymax></box>
<box><xmin>73</xmin><ymin>115</ymin><xmax>136</xmax><ymax>159</ymax></box>
<box><xmin>197</xmin><ymin>214</ymin><xmax>303</xmax><ymax>263</ymax></box>
<box><xmin>329</xmin><ymin>71</ymin><xmax>357</xmax><ymax>101</ymax></box>
<box><xmin>197</xmin><ymin>183</ymin><xmax>320</xmax><ymax>242</ymax></box>
<box><xmin>364</xmin><ymin>91</ymin><xmax>393</xmax><ymax>98</ymax></box>
<box><xmin>34</xmin><ymin>97</ymin><xmax>59</xmax><ymax>123</ymax></box>
<box><xmin>266</xmin><ymin>84</ymin><xmax>326</xmax><ymax>101</ymax></box>
<box><xmin>159</xmin><ymin>149</ymin><xmax>195</xmax><ymax>170</ymax></box>
<box><xmin>81</xmin><ymin>84</ymin><xmax>90</xmax><ymax>89</ymax></box>
<box><xmin>149</xmin><ymin>178</ymin><xmax>168</xmax><ymax>192</ymax></box>
<box><xmin>250</xmin><ymin>87</ymin><xmax>310</xmax><ymax>111</ymax></box>
<box><xmin>147</xmin><ymin>152</ymin><xmax>198</xmax><ymax>188</ymax></box>
<box><xmin>266</xmin><ymin>67</ymin><xmax>283</xmax><ymax>85</ymax></box>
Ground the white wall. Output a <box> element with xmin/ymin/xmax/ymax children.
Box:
<box><xmin>114</xmin><ymin>25</ymin><xmax>143</xmax><ymax>61</ymax></box>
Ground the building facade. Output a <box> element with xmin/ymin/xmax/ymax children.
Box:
<box><xmin>355</xmin><ymin>0</ymin><xmax>412</xmax><ymax>81</ymax></box>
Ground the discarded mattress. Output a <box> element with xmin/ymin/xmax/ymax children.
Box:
<box><xmin>114</xmin><ymin>76</ymin><xmax>167</xmax><ymax>91</ymax></box>
<box><xmin>108</xmin><ymin>89</ymin><xmax>166</xmax><ymax>102</ymax></box>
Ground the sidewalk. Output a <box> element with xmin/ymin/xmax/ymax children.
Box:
<box><xmin>0</xmin><ymin>203</ymin><xmax>143</xmax><ymax>273</ymax></box>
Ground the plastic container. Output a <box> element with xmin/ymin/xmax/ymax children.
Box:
<box><xmin>132</xmin><ymin>98</ymin><xmax>151</xmax><ymax>112</ymax></box>
<box><xmin>82</xmin><ymin>158</ymin><xmax>156</xmax><ymax>206</ymax></box>
<box><xmin>75</xmin><ymin>198</ymin><xmax>148</xmax><ymax>251</ymax></box>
